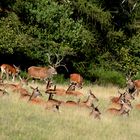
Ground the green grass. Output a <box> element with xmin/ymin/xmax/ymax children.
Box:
<box><xmin>0</xmin><ymin>82</ymin><xmax>140</xmax><ymax>140</ymax></box>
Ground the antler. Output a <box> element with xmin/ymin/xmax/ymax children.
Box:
<box><xmin>47</xmin><ymin>53</ymin><xmax>53</xmax><ymax>66</ymax></box>
<box><xmin>54</xmin><ymin>53</ymin><xmax>68</xmax><ymax>72</ymax></box>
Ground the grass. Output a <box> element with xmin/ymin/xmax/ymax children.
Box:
<box><xmin>0</xmin><ymin>81</ymin><xmax>140</xmax><ymax>140</ymax></box>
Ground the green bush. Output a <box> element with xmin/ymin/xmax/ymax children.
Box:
<box><xmin>53</xmin><ymin>74</ymin><xmax>69</xmax><ymax>85</ymax></box>
<box><xmin>88</xmin><ymin>68</ymin><xmax>126</xmax><ymax>87</ymax></box>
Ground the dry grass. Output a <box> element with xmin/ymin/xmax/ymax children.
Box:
<box><xmin>0</xmin><ymin>81</ymin><xmax>140</xmax><ymax>140</ymax></box>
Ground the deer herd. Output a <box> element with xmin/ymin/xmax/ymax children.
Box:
<box><xmin>1</xmin><ymin>62</ymin><xmax>140</xmax><ymax>120</ymax></box>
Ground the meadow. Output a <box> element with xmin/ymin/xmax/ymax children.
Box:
<box><xmin>0</xmin><ymin>81</ymin><xmax>140</xmax><ymax>140</ymax></box>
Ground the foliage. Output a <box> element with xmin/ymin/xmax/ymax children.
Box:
<box><xmin>0</xmin><ymin>0</ymin><xmax>140</xmax><ymax>85</ymax></box>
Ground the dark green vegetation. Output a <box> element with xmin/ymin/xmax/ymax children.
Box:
<box><xmin>0</xmin><ymin>0</ymin><xmax>140</xmax><ymax>86</ymax></box>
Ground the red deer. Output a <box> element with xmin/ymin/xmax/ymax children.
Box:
<box><xmin>0</xmin><ymin>82</ymin><xmax>23</xmax><ymax>91</ymax></box>
<box><xmin>45</xmin><ymin>82</ymin><xmax>76</xmax><ymax>96</ymax></box>
<box><xmin>26</xmin><ymin>87</ymin><xmax>46</xmax><ymax>106</ymax></box>
<box><xmin>89</xmin><ymin>104</ymin><xmax>101</xmax><ymax>120</ymax></box>
<box><xmin>0</xmin><ymin>89</ymin><xmax>9</xmax><ymax>97</ymax></box>
<box><xmin>27</xmin><ymin>53</ymin><xmax>67</xmax><ymax>82</ymax></box>
<box><xmin>70</xmin><ymin>73</ymin><xmax>83</xmax><ymax>89</ymax></box>
<box><xmin>62</xmin><ymin>99</ymin><xmax>80</xmax><ymax>107</ymax></box>
<box><xmin>45</xmin><ymin>93</ymin><xmax>63</xmax><ymax>112</ymax></box>
<box><xmin>79</xmin><ymin>90</ymin><xmax>99</xmax><ymax>108</ymax></box>
<box><xmin>110</xmin><ymin>90</ymin><xmax>134</xmax><ymax>105</ymax></box>
<box><xmin>0</xmin><ymin>64</ymin><xmax>20</xmax><ymax>81</ymax></box>
<box><xmin>107</xmin><ymin>100</ymin><xmax>133</xmax><ymax>116</ymax></box>
<box><xmin>126</xmin><ymin>72</ymin><xmax>140</xmax><ymax>96</ymax></box>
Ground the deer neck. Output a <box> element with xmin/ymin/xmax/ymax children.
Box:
<box><xmin>66</xmin><ymin>84</ymin><xmax>74</xmax><ymax>92</ymax></box>
<box><xmin>85</xmin><ymin>95</ymin><xmax>93</xmax><ymax>106</ymax></box>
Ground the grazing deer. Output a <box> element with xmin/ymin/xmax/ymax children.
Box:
<box><xmin>70</xmin><ymin>73</ymin><xmax>83</xmax><ymax>89</ymax></box>
<box><xmin>0</xmin><ymin>64</ymin><xmax>21</xmax><ymax>81</ymax></box>
<box><xmin>79</xmin><ymin>90</ymin><xmax>99</xmax><ymax>108</ymax></box>
<box><xmin>27</xmin><ymin>53</ymin><xmax>67</xmax><ymax>82</ymax></box>
<box><xmin>107</xmin><ymin>100</ymin><xmax>133</xmax><ymax>116</ymax></box>
<box><xmin>89</xmin><ymin>104</ymin><xmax>101</xmax><ymax>120</ymax></box>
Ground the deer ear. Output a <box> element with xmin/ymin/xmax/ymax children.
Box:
<box><xmin>30</xmin><ymin>86</ymin><xmax>35</xmax><ymax>90</ymax></box>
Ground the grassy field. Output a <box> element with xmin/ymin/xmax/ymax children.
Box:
<box><xmin>0</xmin><ymin>82</ymin><xmax>140</xmax><ymax>140</ymax></box>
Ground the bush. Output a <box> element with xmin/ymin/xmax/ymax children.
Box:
<box><xmin>88</xmin><ymin>68</ymin><xmax>126</xmax><ymax>87</ymax></box>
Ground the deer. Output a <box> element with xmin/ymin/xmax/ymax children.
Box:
<box><xmin>70</xmin><ymin>73</ymin><xmax>83</xmax><ymax>89</ymax></box>
<box><xmin>126</xmin><ymin>71</ymin><xmax>140</xmax><ymax>96</ymax></box>
<box><xmin>0</xmin><ymin>88</ymin><xmax>9</xmax><ymax>97</ymax></box>
<box><xmin>126</xmin><ymin>78</ymin><xmax>140</xmax><ymax>96</ymax></box>
<box><xmin>89</xmin><ymin>104</ymin><xmax>101</xmax><ymax>120</ymax></box>
<box><xmin>26</xmin><ymin>86</ymin><xmax>45</xmax><ymax>106</ymax></box>
<box><xmin>106</xmin><ymin>100</ymin><xmax>133</xmax><ymax>116</ymax></box>
<box><xmin>45</xmin><ymin>82</ymin><xmax>76</xmax><ymax>96</ymax></box>
<box><xmin>27</xmin><ymin>53</ymin><xmax>67</xmax><ymax>82</ymax></box>
<box><xmin>0</xmin><ymin>64</ymin><xmax>21</xmax><ymax>81</ymax></box>
<box><xmin>65</xmin><ymin>83</ymin><xmax>83</xmax><ymax>96</ymax></box>
<box><xmin>45</xmin><ymin>79</ymin><xmax>66</xmax><ymax>95</ymax></box>
<box><xmin>109</xmin><ymin>90</ymin><xmax>134</xmax><ymax>109</ymax></box>
<box><xmin>45</xmin><ymin>93</ymin><xmax>63</xmax><ymax>112</ymax></box>
<box><xmin>110</xmin><ymin>90</ymin><xmax>134</xmax><ymax>104</ymax></box>
<box><xmin>79</xmin><ymin>90</ymin><xmax>99</xmax><ymax>108</ymax></box>
<box><xmin>62</xmin><ymin>98</ymin><xmax>81</xmax><ymax>107</ymax></box>
<box><xmin>0</xmin><ymin>82</ymin><xmax>23</xmax><ymax>91</ymax></box>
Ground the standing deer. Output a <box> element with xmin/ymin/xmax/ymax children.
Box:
<box><xmin>27</xmin><ymin>53</ymin><xmax>67</xmax><ymax>82</ymax></box>
<box><xmin>70</xmin><ymin>73</ymin><xmax>83</xmax><ymax>89</ymax></box>
<box><xmin>0</xmin><ymin>64</ymin><xmax>21</xmax><ymax>81</ymax></box>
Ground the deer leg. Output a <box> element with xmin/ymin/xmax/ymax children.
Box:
<box><xmin>6</xmin><ymin>73</ymin><xmax>9</xmax><ymax>81</ymax></box>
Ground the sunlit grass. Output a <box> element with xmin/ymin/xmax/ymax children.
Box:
<box><xmin>0</xmin><ymin>81</ymin><xmax>140</xmax><ymax>140</ymax></box>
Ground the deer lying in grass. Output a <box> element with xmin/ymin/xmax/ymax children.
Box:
<box><xmin>107</xmin><ymin>99</ymin><xmax>133</xmax><ymax>116</ymax></box>
<box><xmin>0</xmin><ymin>88</ymin><xmax>9</xmax><ymax>97</ymax></box>
<box><xmin>0</xmin><ymin>82</ymin><xmax>22</xmax><ymax>90</ymax></box>
<box><xmin>79</xmin><ymin>90</ymin><xmax>99</xmax><ymax>108</ymax></box>
<box><xmin>89</xmin><ymin>104</ymin><xmax>101</xmax><ymax>120</ymax></box>
<box><xmin>110</xmin><ymin>90</ymin><xmax>134</xmax><ymax>108</ymax></box>
<box><xmin>62</xmin><ymin>98</ymin><xmax>81</xmax><ymax>107</ymax></box>
<box><xmin>45</xmin><ymin>82</ymin><xmax>76</xmax><ymax>96</ymax></box>
<box><xmin>65</xmin><ymin>83</ymin><xmax>83</xmax><ymax>96</ymax></box>
<box><xmin>45</xmin><ymin>93</ymin><xmax>63</xmax><ymax>112</ymax></box>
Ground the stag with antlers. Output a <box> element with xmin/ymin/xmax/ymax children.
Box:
<box><xmin>27</xmin><ymin>53</ymin><xmax>68</xmax><ymax>82</ymax></box>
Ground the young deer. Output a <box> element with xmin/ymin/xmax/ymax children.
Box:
<box><xmin>89</xmin><ymin>104</ymin><xmax>101</xmax><ymax>120</ymax></box>
<box><xmin>107</xmin><ymin>100</ymin><xmax>133</xmax><ymax>116</ymax></box>
<box><xmin>79</xmin><ymin>90</ymin><xmax>99</xmax><ymax>108</ymax></box>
